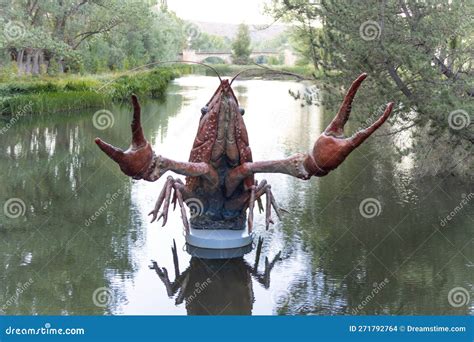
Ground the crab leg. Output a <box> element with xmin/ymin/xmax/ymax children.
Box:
<box><xmin>255</xmin><ymin>179</ymin><xmax>267</xmax><ymax>193</ymax></box>
<box><xmin>175</xmin><ymin>273</ymin><xmax>190</xmax><ymax>305</ymax></box>
<box><xmin>149</xmin><ymin>176</ymin><xmax>174</xmax><ymax>225</ymax></box>
<box><xmin>247</xmin><ymin>185</ymin><xmax>256</xmax><ymax>233</ymax></box>
<box><xmin>253</xmin><ymin>236</ymin><xmax>264</xmax><ymax>270</ymax></box>
<box><xmin>158</xmin><ymin>179</ymin><xmax>174</xmax><ymax>226</ymax></box>
<box><xmin>255</xmin><ymin>180</ymin><xmax>265</xmax><ymax>213</ymax></box>
<box><xmin>265</xmin><ymin>189</ymin><xmax>273</xmax><ymax>229</ymax></box>
<box><xmin>171</xmin><ymin>239</ymin><xmax>180</xmax><ymax>278</ymax></box>
<box><xmin>149</xmin><ymin>176</ymin><xmax>173</xmax><ymax>223</ymax></box>
<box><xmin>256</xmin><ymin>183</ymin><xmax>283</xmax><ymax>218</ymax></box>
<box><xmin>173</xmin><ymin>182</ymin><xmax>190</xmax><ymax>232</ymax></box>
<box><xmin>247</xmin><ymin>181</ymin><xmax>285</xmax><ymax>229</ymax></box>
<box><xmin>150</xmin><ymin>261</ymin><xmax>174</xmax><ymax>296</ymax></box>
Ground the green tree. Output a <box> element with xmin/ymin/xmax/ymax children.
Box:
<box><xmin>231</xmin><ymin>23</ymin><xmax>252</xmax><ymax>64</ymax></box>
<box><xmin>0</xmin><ymin>0</ymin><xmax>185</xmax><ymax>75</ymax></box>
<box><xmin>267</xmin><ymin>0</ymin><xmax>473</xmax><ymax>179</ymax></box>
<box><xmin>189</xmin><ymin>31</ymin><xmax>230</xmax><ymax>51</ymax></box>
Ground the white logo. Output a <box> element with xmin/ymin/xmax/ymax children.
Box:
<box><xmin>359</xmin><ymin>198</ymin><xmax>382</xmax><ymax>218</ymax></box>
<box><xmin>270</xmin><ymin>289</ymin><xmax>292</xmax><ymax>307</ymax></box>
<box><xmin>4</xmin><ymin>21</ymin><xmax>26</xmax><ymax>41</ymax></box>
<box><xmin>447</xmin><ymin>287</ymin><xmax>470</xmax><ymax>307</ymax></box>
<box><xmin>184</xmin><ymin>198</ymin><xmax>204</xmax><ymax>218</ymax></box>
<box><xmin>3</xmin><ymin>198</ymin><xmax>26</xmax><ymax>218</ymax></box>
<box><xmin>183</xmin><ymin>22</ymin><xmax>201</xmax><ymax>40</ymax></box>
<box><xmin>359</xmin><ymin>20</ymin><xmax>381</xmax><ymax>41</ymax></box>
<box><xmin>92</xmin><ymin>109</ymin><xmax>115</xmax><ymax>130</ymax></box>
<box><xmin>92</xmin><ymin>287</ymin><xmax>114</xmax><ymax>308</ymax></box>
<box><xmin>448</xmin><ymin>109</ymin><xmax>470</xmax><ymax>130</ymax></box>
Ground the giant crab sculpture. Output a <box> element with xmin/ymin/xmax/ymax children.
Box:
<box><xmin>95</xmin><ymin>73</ymin><xmax>393</xmax><ymax>232</ymax></box>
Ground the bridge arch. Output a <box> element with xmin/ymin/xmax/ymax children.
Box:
<box><xmin>179</xmin><ymin>49</ymin><xmax>296</xmax><ymax>66</ymax></box>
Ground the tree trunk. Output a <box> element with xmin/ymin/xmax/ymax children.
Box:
<box><xmin>39</xmin><ymin>50</ymin><xmax>45</xmax><ymax>74</ymax></box>
<box><xmin>386</xmin><ymin>62</ymin><xmax>413</xmax><ymax>99</ymax></box>
<box><xmin>58</xmin><ymin>57</ymin><xmax>64</xmax><ymax>73</ymax></box>
<box><xmin>17</xmin><ymin>49</ymin><xmax>24</xmax><ymax>75</ymax></box>
<box><xmin>32</xmin><ymin>49</ymin><xmax>41</xmax><ymax>75</ymax></box>
<box><xmin>25</xmin><ymin>50</ymin><xmax>33</xmax><ymax>75</ymax></box>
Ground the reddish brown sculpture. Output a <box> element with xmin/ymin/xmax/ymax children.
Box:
<box><xmin>95</xmin><ymin>73</ymin><xmax>393</xmax><ymax>231</ymax></box>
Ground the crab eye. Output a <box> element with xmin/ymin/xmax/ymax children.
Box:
<box><xmin>201</xmin><ymin>106</ymin><xmax>208</xmax><ymax>115</ymax></box>
<box><xmin>239</xmin><ymin>108</ymin><xmax>245</xmax><ymax>116</ymax></box>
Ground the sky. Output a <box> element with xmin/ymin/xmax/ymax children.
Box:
<box><xmin>165</xmin><ymin>0</ymin><xmax>274</xmax><ymax>24</ymax></box>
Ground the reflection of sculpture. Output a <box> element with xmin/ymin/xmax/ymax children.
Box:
<box><xmin>149</xmin><ymin>238</ymin><xmax>281</xmax><ymax>315</ymax></box>
<box><xmin>95</xmin><ymin>73</ymin><xmax>393</xmax><ymax>231</ymax></box>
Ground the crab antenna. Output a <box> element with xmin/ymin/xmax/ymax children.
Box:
<box><xmin>229</xmin><ymin>64</ymin><xmax>309</xmax><ymax>85</ymax></box>
<box><xmin>172</xmin><ymin>61</ymin><xmax>223</xmax><ymax>82</ymax></box>
<box><xmin>98</xmin><ymin>60</ymin><xmax>222</xmax><ymax>91</ymax></box>
<box><xmin>132</xmin><ymin>60</ymin><xmax>222</xmax><ymax>82</ymax></box>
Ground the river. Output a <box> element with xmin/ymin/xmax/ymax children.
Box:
<box><xmin>0</xmin><ymin>75</ymin><xmax>472</xmax><ymax>315</ymax></box>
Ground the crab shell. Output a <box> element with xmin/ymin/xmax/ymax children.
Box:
<box><xmin>187</xmin><ymin>79</ymin><xmax>254</xmax><ymax>195</ymax></box>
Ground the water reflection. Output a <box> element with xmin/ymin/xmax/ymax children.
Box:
<box><xmin>0</xmin><ymin>76</ymin><xmax>472</xmax><ymax>316</ymax></box>
<box><xmin>150</xmin><ymin>238</ymin><xmax>281</xmax><ymax>315</ymax></box>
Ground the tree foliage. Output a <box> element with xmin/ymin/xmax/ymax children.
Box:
<box><xmin>0</xmin><ymin>0</ymin><xmax>186</xmax><ymax>75</ymax></box>
<box><xmin>188</xmin><ymin>30</ymin><xmax>231</xmax><ymax>51</ymax></box>
<box><xmin>267</xmin><ymin>0</ymin><xmax>473</xmax><ymax>178</ymax></box>
<box><xmin>231</xmin><ymin>23</ymin><xmax>251</xmax><ymax>64</ymax></box>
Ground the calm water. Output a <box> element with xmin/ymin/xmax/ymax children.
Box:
<box><xmin>0</xmin><ymin>76</ymin><xmax>472</xmax><ymax>315</ymax></box>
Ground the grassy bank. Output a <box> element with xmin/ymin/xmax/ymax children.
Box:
<box><xmin>0</xmin><ymin>65</ymin><xmax>191</xmax><ymax>116</ymax></box>
<box><xmin>0</xmin><ymin>64</ymin><xmax>315</xmax><ymax>116</ymax></box>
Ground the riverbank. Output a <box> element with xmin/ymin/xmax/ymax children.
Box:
<box><xmin>0</xmin><ymin>64</ymin><xmax>316</xmax><ymax>116</ymax></box>
<box><xmin>0</xmin><ymin>65</ymin><xmax>192</xmax><ymax>116</ymax></box>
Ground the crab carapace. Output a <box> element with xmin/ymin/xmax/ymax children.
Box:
<box><xmin>95</xmin><ymin>72</ymin><xmax>393</xmax><ymax>231</ymax></box>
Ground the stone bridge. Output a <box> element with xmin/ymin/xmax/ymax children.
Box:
<box><xmin>179</xmin><ymin>49</ymin><xmax>296</xmax><ymax>66</ymax></box>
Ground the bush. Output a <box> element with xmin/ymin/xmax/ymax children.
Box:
<box><xmin>105</xmin><ymin>67</ymin><xmax>182</xmax><ymax>100</ymax></box>
<box><xmin>0</xmin><ymin>66</ymin><xmax>189</xmax><ymax>115</ymax></box>
<box><xmin>1</xmin><ymin>91</ymin><xmax>109</xmax><ymax>115</ymax></box>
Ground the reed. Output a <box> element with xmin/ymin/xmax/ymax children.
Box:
<box><xmin>0</xmin><ymin>66</ymin><xmax>190</xmax><ymax>115</ymax></box>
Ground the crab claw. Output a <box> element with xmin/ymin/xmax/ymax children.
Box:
<box><xmin>305</xmin><ymin>74</ymin><xmax>394</xmax><ymax>175</ymax></box>
<box><xmin>130</xmin><ymin>94</ymin><xmax>147</xmax><ymax>148</ymax></box>
<box><xmin>95</xmin><ymin>95</ymin><xmax>154</xmax><ymax>179</ymax></box>
<box><xmin>325</xmin><ymin>73</ymin><xmax>368</xmax><ymax>137</ymax></box>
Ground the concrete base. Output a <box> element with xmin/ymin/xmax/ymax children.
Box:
<box><xmin>185</xmin><ymin>227</ymin><xmax>254</xmax><ymax>259</ymax></box>
<box><xmin>185</xmin><ymin>243</ymin><xmax>253</xmax><ymax>259</ymax></box>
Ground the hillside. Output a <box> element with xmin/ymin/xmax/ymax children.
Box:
<box><xmin>192</xmin><ymin>21</ymin><xmax>288</xmax><ymax>44</ymax></box>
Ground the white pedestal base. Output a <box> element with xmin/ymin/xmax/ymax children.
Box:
<box><xmin>185</xmin><ymin>228</ymin><xmax>253</xmax><ymax>259</ymax></box>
